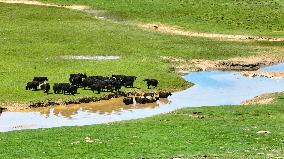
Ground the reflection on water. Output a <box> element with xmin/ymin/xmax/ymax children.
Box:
<box><xmin>1</xmin><ymin>65</ymin><xmax>284</xmax><ymax>132</ymax></box>
<box><xmin>29</xmin><ymin>98</ymin><xmax>161</xmax><ymax>118</ymax></box>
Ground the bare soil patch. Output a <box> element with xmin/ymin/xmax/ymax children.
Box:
<box><xmin>242</xmin><ymin>93</ymin><xmax>280</xmax><ymax>105</ymax></box>
<box><xmin>139</xmin><ymin>23</ymin><xmax>284</xmax><ymax>42</ymax></box>
<box><xmin>241</xmin><ymin>71</ymin><xmax>284</xmax><ymax>78</ymax></box>
<box><xmin>0</xmin><ymin>0</ymin><xmax>90</xmax><ymax>10</ymax></box>
<box><xmin>161</xmin><ymin>55</ymin><xmax>284</xmax><ymax>72</ymax></box>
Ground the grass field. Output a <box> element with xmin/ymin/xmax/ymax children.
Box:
<box><xmin>1</xmin><ymin>3</ymin><xmax>280</xmax><ymax>104</ymax></box>
<box><xmin>1</xmin><ymin>97</ymin><xmax>284</xmax><ymax>158</ymax></box>
<box><xmin>40</xmin><ymin>0</ymin><xmax>284</xmax><ymax>36</ymax></box>
<box><xmin>1</xmin><ymin>1</ymin><xmax>284</xmax><ymax>158</ymax></box>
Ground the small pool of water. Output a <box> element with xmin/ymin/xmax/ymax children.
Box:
<box><xmin>1</xmin><ymin>64</ymin><xmax>284</xmax><ymax>132</ymax></box>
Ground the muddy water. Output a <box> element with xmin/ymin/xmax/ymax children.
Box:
<box><xmin>1</xmin><ymin>66</ymin><xmax>284</xmax><ymax>132</ymax></box>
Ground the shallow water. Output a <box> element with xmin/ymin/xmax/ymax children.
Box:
<box><xmin>1</xmin><ymin>65</ymin><xmax>284</xmax><ymax>132</ymax></box>
<box><xmin>260</xmin><ymin>63</ymin><xmax>284</xmax><ymax>72</ymax></box>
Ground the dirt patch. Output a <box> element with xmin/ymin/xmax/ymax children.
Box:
<box><xmin>61</xmin><ymin>56</ymin><xmax>120</xmax><ymax>60</ymax></box>
<box><xmin>0</xmin><ymin>0</ymin><xmax>90</xmax><ymax>10</ymax></box>
<box><xmin>2</xmin><ymin>103</ymin><xmax>29</xmax><ymax>112</ymax></box>
<box><xmin>138</xmin><ymin>23</ymin><xmax>284</xmax><ymax>42</ymax></box>
<box><xmin>241</xmin><ymin>71</ymin><xmax>284</xmax><ymax>78</ymax></box>
<box><xmin>242</xmin><ymin>93</ymin><xmax>279</xmax><ymax>105</ymax></box>
<box><xmin>162</xmin><ymin>54</ymin><xmax>284</xmax><ymax>73</ymax></box>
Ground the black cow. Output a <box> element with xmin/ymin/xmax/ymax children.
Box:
<box><xmin>26</xmin><ymin>81</ymin><xmax>39</xmax><ymax>91</ymax></box>
<box><xmin>0</xmin><ymin>107</ymin><xmax>7</xmax><ymax>114</ymax></box>
<box><xmin>40</xmin><ymin>83</ymin><xmax>51</xmax><ymax>94</ymax></box>
<box><xmin>112</xmin><ymin>80</ymin><xmax>122</xmax><ymax>92</ymax></box>
<box><xmin>53</xmin><ymin>83</ymin><xmax>62</xmax><ymax>94</ymax></box>
<box><xmin>90</xmin><ymin>82</ymin><xmax>104</xmax><ymax>94</ymax></box>
<box><xmin>43</xmin><ymin>83</ymin><xmax>50</xmax><ymax>94</ymax></box>
<box><xmin>123</xmin><ymin>76</ymin><xmax>137</xmax><ymax>88</ymax></box>
<box><xmin>123</xmin><ymin>97</ymin><xmax>134</xmax><ymax>105</ymax></box>
<box><xmin>82</xmin><ymin>77</ymin><xmax>95</xmax><ymax>89</ymax></box>
<box><xmin>53</xmin><ymin>83</ymin><xmax>77</xmax><ymax>95</ymax></box>
<box><xmin>69</xmin><ymin>73</ymin><xmax>87</xmax><ymax>86</ymax></box>
<box><xmin>143</xmin><ymin>79</ymin><xmax>159</xmax><ymax>89</ymax></box>
<box><xmin>112</xmin><ymin>75</ymin><xmax>137</xmax><ymax>88</ymax></box>
<box><xmin>159</xmin><ymin>92</ymin><xmax>172</xmax><ymax>98</ymax></box>
<box><xmin>67</xmin><ymin>85</ymin><xmax>78</xmax><ymax>95</ymax></box>
<box><xmin>135</xmin><ymin>97</ymin><xmax>150</xmax><ymax>104</ymax></box>
<box><xmin>61</xmin><ymin>83</ymin><xmax>71</xmax><ymax>94</ymax></box>
<box><xmin>33</xmin><ymin>77</ymin><xmax>48</xmax><ymax>83</ymax></box>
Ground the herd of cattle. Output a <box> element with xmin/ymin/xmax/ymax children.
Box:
<box><xmin>26</xmin><ymin>73</ymin><xmax>171</xmax><ymax>105</ymax></box>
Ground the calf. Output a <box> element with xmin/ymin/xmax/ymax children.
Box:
<box><xmin>143</xmin><ymin>79</ymin><xmax>159</xmax><ymax>89</ymax></box>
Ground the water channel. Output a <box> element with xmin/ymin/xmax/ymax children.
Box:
<box><xmin>1</xmin><ymin>64</ymin><xmax>284</xmax><ymax>132</ymax></box>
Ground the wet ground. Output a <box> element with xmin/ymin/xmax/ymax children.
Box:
<box><xmin>1</xmin><ymin>64</ymin><xmax>284</xmax><ymax>132</ymax></box>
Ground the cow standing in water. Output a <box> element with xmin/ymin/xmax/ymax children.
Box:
<box><xmin>0</xmin><ymin>107</ymin><xmax>6</xmax><ymax>114</ymax></box>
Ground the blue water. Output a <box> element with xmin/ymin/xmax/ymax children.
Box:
<box><xmin>1</xmin><ymin>65</ymin><xmax>284</xmax><ymax>132</ymax></box>
<box><xmin>260</xmin><ymin>63</ymin><xmax>284</xmax><ymax>72</ymax></box>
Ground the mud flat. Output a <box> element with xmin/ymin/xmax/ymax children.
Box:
<box><xmin>241</xmin><ymin>71</ymin><xmax>284</xmax><ymax>78</ymax></box>
<box><xmin>241</xmin><ymin>93</ymin><xmax>280</xmax><ymax>105</ymax></box>
<box><xmin>162</xmin><ymin>55</ymin><xmax>284</xmax><ymax>73</ymax></box>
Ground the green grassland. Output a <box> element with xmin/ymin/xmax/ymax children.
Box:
<box><xmin>0</xmin><ymin>1</ymin><xmax>284</xmax><ymax>158</ymax></box>
<box><xmin>41</xmin><ymin>0</ymin><xmax>284</xmax><ymax>36</ymax></box>
<box><xmin>1</xmin><ymin>97</ymin><xmax>284</xmax><ymax>158</ymax></box>
<box><xmin>0</xmin><ymin>3</ymin><xmax>279</xmax><ymax>104</ymax></box>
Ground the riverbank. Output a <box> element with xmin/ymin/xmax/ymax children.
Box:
<box><xmin>162</xmin><ymin>53</ymin><xmax>284</xmax><ymax>73</ymax></box>
<box><xmin>1</xmin><ymin>102</ymin><xmax>284</xmax><ymax>158</ymax></box>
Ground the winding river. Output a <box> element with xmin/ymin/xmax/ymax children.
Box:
<box><xmin>1</xmin><ymin>64</ymin><xmax>284</xmax><ymax>132</ymax></box>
